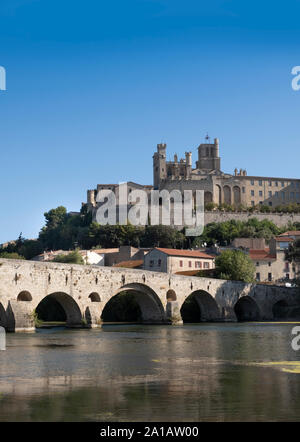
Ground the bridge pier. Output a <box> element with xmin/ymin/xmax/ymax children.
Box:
<box><xmin>166</xmin><ymin>301</ymin><xmax>183</xmax><ymax>324</ymax></box>
<box><xmin>7</xmin><ymin>300</ymin><xmax>35</xmax><ymax>332</ymax></box>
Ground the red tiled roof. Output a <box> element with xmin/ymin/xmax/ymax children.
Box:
<box><xmin>113</xmin><ymin>260</ymin><xmax>143</xmax><ymax>268</ymax></box>
<box><xmin>275</xmin><ymin>237</ymin><xmax>293</xmax><ymax>242</ymax></box>
<box><xmin>154</xmin><ymin>248</ymin><xmax>215</xmax><ymax>259</ymax></box>
<box><xmin>175</xmin><ymin>269</ymin><xmax>213</xmax><ymax>276</ymax></box>
<box><xmin>279</xmin><ymin>231</ymin><xmax>300</xmax><ymax>236</ymax></box>
<box><xmin>249</xmin><ymin>248</ymin><xmax>276</xmax><ymax>260</ymax></box>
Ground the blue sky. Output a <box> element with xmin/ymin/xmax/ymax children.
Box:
<box><xmin>1</xmin><ymin>0</ymin><xmax>300</xmax><ymax>243</ymax></box>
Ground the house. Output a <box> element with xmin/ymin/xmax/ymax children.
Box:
<box><xmin>144</xmin><ymin>247</ymin><xmax>215</xmax><ymax>274</ymax></box>
<box><xmin>248</xmin><ymin>233</ymin><xmax>297</xmax><ymax>283</ymax></box>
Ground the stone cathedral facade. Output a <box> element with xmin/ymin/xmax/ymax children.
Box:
<box><xmin>87</xmin><ymin>138</ymin><xmax>300</xmax><ymax>213</ymax></box>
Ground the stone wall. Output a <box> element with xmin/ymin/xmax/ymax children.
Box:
<box><xmin>204</xmin><ymin>211</ymin><xmax>300</xmax><ymax>227</ymax></box>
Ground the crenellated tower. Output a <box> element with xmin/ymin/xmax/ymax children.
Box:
<box><xmin>153</xmin><ymin>143</ymin><xmax>167</xmax><ymax>189</ymax></box>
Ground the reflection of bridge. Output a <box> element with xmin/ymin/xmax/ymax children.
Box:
<box><xmin>0</xmin><ymin>258</ymin><xmax>299</xmax><ymax>331</ymax></box>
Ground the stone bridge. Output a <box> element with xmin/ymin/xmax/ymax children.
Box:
<box><xmin>0</xmin><ymin>258</ymin><xmax>299</xmax><ymax>331</ymax></box>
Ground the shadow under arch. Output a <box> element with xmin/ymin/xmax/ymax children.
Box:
<box><xmin>0</xmin><ymin>302</ymin><xmax>7</xmax><ymax>329</ymax></box>
<box><xmin>234</xmin><ymin>296</ymin><xmax>260</xmax><ymax>321</ymax></box>
<box><xmin>272</xmin><ymin>299</ymin><xmax>300</xmax><ymax>320</ymax></box>
<box><xmin>180</xmin><ymin>290</ymin><xmax>220</xmax><ymax>322</ymax></box>
<box><xmin>89</xmin><ymin>292</ymin><xmax>101</xmax><ymax>302</ymax></box>
<box><xmin>35</xmin><ymin>292</ymin><xmax>82</xmax><ymax>327</ymax></box>
<box><xmin>17</xmin><ymin>291</ymin><xmax>32</xmax><ymax>302</ymax></box>
<box><xmin>102</xmin><ymin>283</ymin><xmax>166</xmax><ymax>323</ymax></box>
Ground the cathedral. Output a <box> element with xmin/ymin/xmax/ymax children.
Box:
<box><xmin>87</xmin><ymin>137</ymin><xmax>300</xmax><ymax>213</ymax></box>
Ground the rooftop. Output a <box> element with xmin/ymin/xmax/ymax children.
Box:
<box><xmin>249</xmin><ymin>249</ymin><xmax>276</xmax><ymax>260</ymax></box>
<box><xmin>154</xmin><ymin>247</ymin><xmax>215</xmax><ymax>259</ymax></box>
<box><xmin>113</xmin><ymin>260</ymin><xmax>144</xmax><ymax>268</ymax></box>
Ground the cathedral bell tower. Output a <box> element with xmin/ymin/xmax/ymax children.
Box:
<box><xmin>196</xmin><ymin>137</ymin><xmax>221</xmax><ymax>172</ymax></box>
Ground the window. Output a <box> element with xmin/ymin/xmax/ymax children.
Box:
<box><xmin>179</xmin><ymin>260</ymin><xmax>183</xmax><ymax>268</ymax></box>
<box><xmin>281</xmin><ymin>181</ymin><xmax>284</xmax><ymax>187</ymax></box>
<box><xmin>282</xmin><ymin>192</ymin><xmax>285</xmax><ymax>200</ymax></box>
<box><xmin>268</xmin><ymin>181</ymin><xmax>272</xmax><ymax>186</ymax></box>
<box><xmin>203</xmin><ymin>262</ymin><xmax>209</xmax><ymax>269</ymax></box>
<box><xmin>268</xmin><ymin>191</ymin><xmax>272</xmax><ymax>197</ymax></box>
<box><xmin>268</xmin><ymin>202</ymin><xmax>272</xmax><ymax>206</ymax></box>
<box><xmin>251</xmin><ymin>190</ymin><xmax>254</xmax><ymax>196</ymax></box>
<box><xmin>251</xmin><ymin>201</ymin><xmax>255</xmax><ymax>206</ymax></box>
<box><xmin>251</xmin><ymin>180</ymin><xmax>254</xmax><ymax>185</ymax></box>
<box><xmin>275</xmin><ymin>191</ymin><xmax>279</xmax><ymax>197</ymax></box>
<box><xmin>291</xmin><ymin>192</ymin><xmax>295</xmax><ymax>199</ymax></box>
<box><xmin>268</xmin><ymin>273</ymin><xmax>272</xmax><ymax>282</ymax></box>
<box><xmin>150</xmin><ymin>260</ymin><xmax>154</xmax><ymax>267</ymax></box>
<box><xmin>256</xmin><ymin>262</ymin><xmax>260</xmax><ymax>266</ymax></box>
<box><xmin>286</xmin><ymin>273</ymin><xmax>290</xmax><ymax>280</ymax></box>
<box><xmin>259</xmin><ymin>201</ymin><xmax>263</xmax><ymax>205</ymax></box>
<box><xmin>242</xmin><ymin>187</ymin><xmax>245</xmax><ymax>193</ymax></box>
<box><xmin>268</xmin><ymin>262</ymin><xmax>271</xmax><ymax>266</ymax></box>
<box><xmin>275</xmin><ymin>181</ymin><xmax>278</xmax><ymax>187</ymax></box>
<box><xmin>195</xmin><ymin>261</ymin><xmax>202</xmax><ymax>269</ymax></box>
<box><xmin>256</xmin><ymin>273</ymin><xmax>260</xmax><ymax>281</ymax></box>
<box><xmin>297</xmin><ymin>182</ymin><xmax>300</xmax><ymax>188</ymax></box>
<box><xmin>259</xmin><ymin>180</ymin><xmax>262</xmax><ymax>186</ymax></box>
<box><xmin>259</xmin><ymin>190</ymin><xmax>263</xmax><ymax>197</ymax></box>
<box><xmin>285</xmin><ymin>262</ymin><xmax>290</xmax><ymax>271</ymax></box>
<box><xmin>297</xmin><ymin>193</ymin><xmax>300</xmax><ymax>200</ymax></box>
<box><xmin>158</xmin><ymin>259</ymin><xmax>161</xmax><ymax>266</ymax></box>
<box><xmin>188</xmin><ymin>261</ymin><xmax>192</xmax><ymax>268</ymax></box>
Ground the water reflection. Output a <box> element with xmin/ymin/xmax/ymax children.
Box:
<box><xmin>0</xmin><ymin>323</ymin><xmax>300</xmax><ymax>421</ymax></box>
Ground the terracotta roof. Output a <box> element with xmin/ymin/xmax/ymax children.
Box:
<box><xmin>91</xmin><ymin>248</ymin><xmax>119</xmax><ymax>254</ymax></box>
<box><xmin>154</xmin><ymin>248</ymin><xmax>215</xmax><ymax>259</ymax></box>
<box><xmin>279</xmin><ymin>231</ymin><xmax>300</xmax><ymax>236</ymax></box>
<box><xmin>275</xmin><ymin>237</ymin><xmax>293</xmax><ymax>242</ymax></box>
<box><xmin>113</xmin><ymin>260</ymin><xmax>143</xmax><ymax>268</ymax></box>
<box><xmin>175</xmin><ymin>269</ymin><xmax>213</xmax><ymax>276</ymax></box>
<box><xmin>249</xmin><ymin>249</ymin><xmax>276</xmax><ymax>260</ymax></box>
<box><xmin>175</xmin><ymin>270</ymin><xmax>201</xmax><ymax>276</ymax></box>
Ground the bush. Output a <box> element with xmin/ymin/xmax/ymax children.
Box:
<box><xmin>215</xmin><ymin>250</ymin><xmax>255</xmax><ymax>283</ymax></box>
<box><xmin>53</xmin><ymin>249</ymin><xmax>84</xmax><ymax>265</ymax></box>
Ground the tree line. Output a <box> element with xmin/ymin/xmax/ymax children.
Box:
<box><xmin>1</xmin><ymin>205</ymin><xmax>300</xmax><ymax>261</ymax></box>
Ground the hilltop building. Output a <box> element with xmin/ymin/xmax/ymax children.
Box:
<box><xmin>87</xmin><ymin>137</ymin><xmax>300</xmax><ymax>218</ymax></box>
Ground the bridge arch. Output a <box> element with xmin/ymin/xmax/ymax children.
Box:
<box><xmin>180</xmin><ymin>290</ymin><xmax>220</xmax><ymax>322</ymax></box>
<box><xmin>102</xmin><ymin>283</ymin><xmax>165</xmax><ymax>323</ymax></box>
<box><xmin>35</xmin><ymin>292</ymin><xmax>82</xmax><ymax>327</ymax></box>
<box><xmin>234</xmin><ymin>296</ymin><xmax>260</xmax><ymax>321</ymax></box>
<box><xmin>89</xmin><ymin>292</ymin><xmax>101</xmax><ymax>302</ymax></box>
<box><xmin>17</xmin><ymin>291</ymin><xmax>32</xmax><ymax>302</ymax></box>
<box><xmin>166</xmin><ymin>289</ymin><xmax>177</xmax><ymax>301</ymax></box>
<box><xmin>0</xmin><ymin>302</ymin><xmax>7</xmax><ymax>329</ymax></box>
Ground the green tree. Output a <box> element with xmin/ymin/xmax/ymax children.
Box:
<box><xmin>215</xmin><ymin>249</ymin><xmax>255</xmax><ymax>283</ymax></box>
<box><xmin>141</xmin><ymin>225</ymin><xmax>185</xmax><ymax>248</ymax></box>
<box><xmin>0</xmin><ymin>252</ymin><xmax>25</xmax><ymax>260</ymax></box>
<box><xmin>53</xmin><ymin>249</ymin><xmax>84</xmax><ymax>264</ymax></box>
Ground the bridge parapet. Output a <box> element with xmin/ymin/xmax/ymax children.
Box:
<box><xmin>0</xmin><ymin>258</ymin><xmax>299</xmax><ymax>331</ymax></box>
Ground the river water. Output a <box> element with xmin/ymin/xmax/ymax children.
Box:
<box><xmin>0</xmin><ymin>323</ymin><xmax>300</xmax><ymax>421</ymax></box>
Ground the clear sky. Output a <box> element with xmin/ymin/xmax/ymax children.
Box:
<box><xmin>0</xmin><ymin>0</ymin><xmax>300</xmax><ymax>243</ymax></box>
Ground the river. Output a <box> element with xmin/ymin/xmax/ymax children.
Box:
<box><xmin>0</xmin><ymin>323</ymin><xmax>300</xmax><ymax>421</ymax></box>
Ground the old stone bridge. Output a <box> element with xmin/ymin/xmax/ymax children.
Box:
<box><xmin>0</xmin><ymin>258</ymin><xmax>299</xmax><ymax>331</ymax></box>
